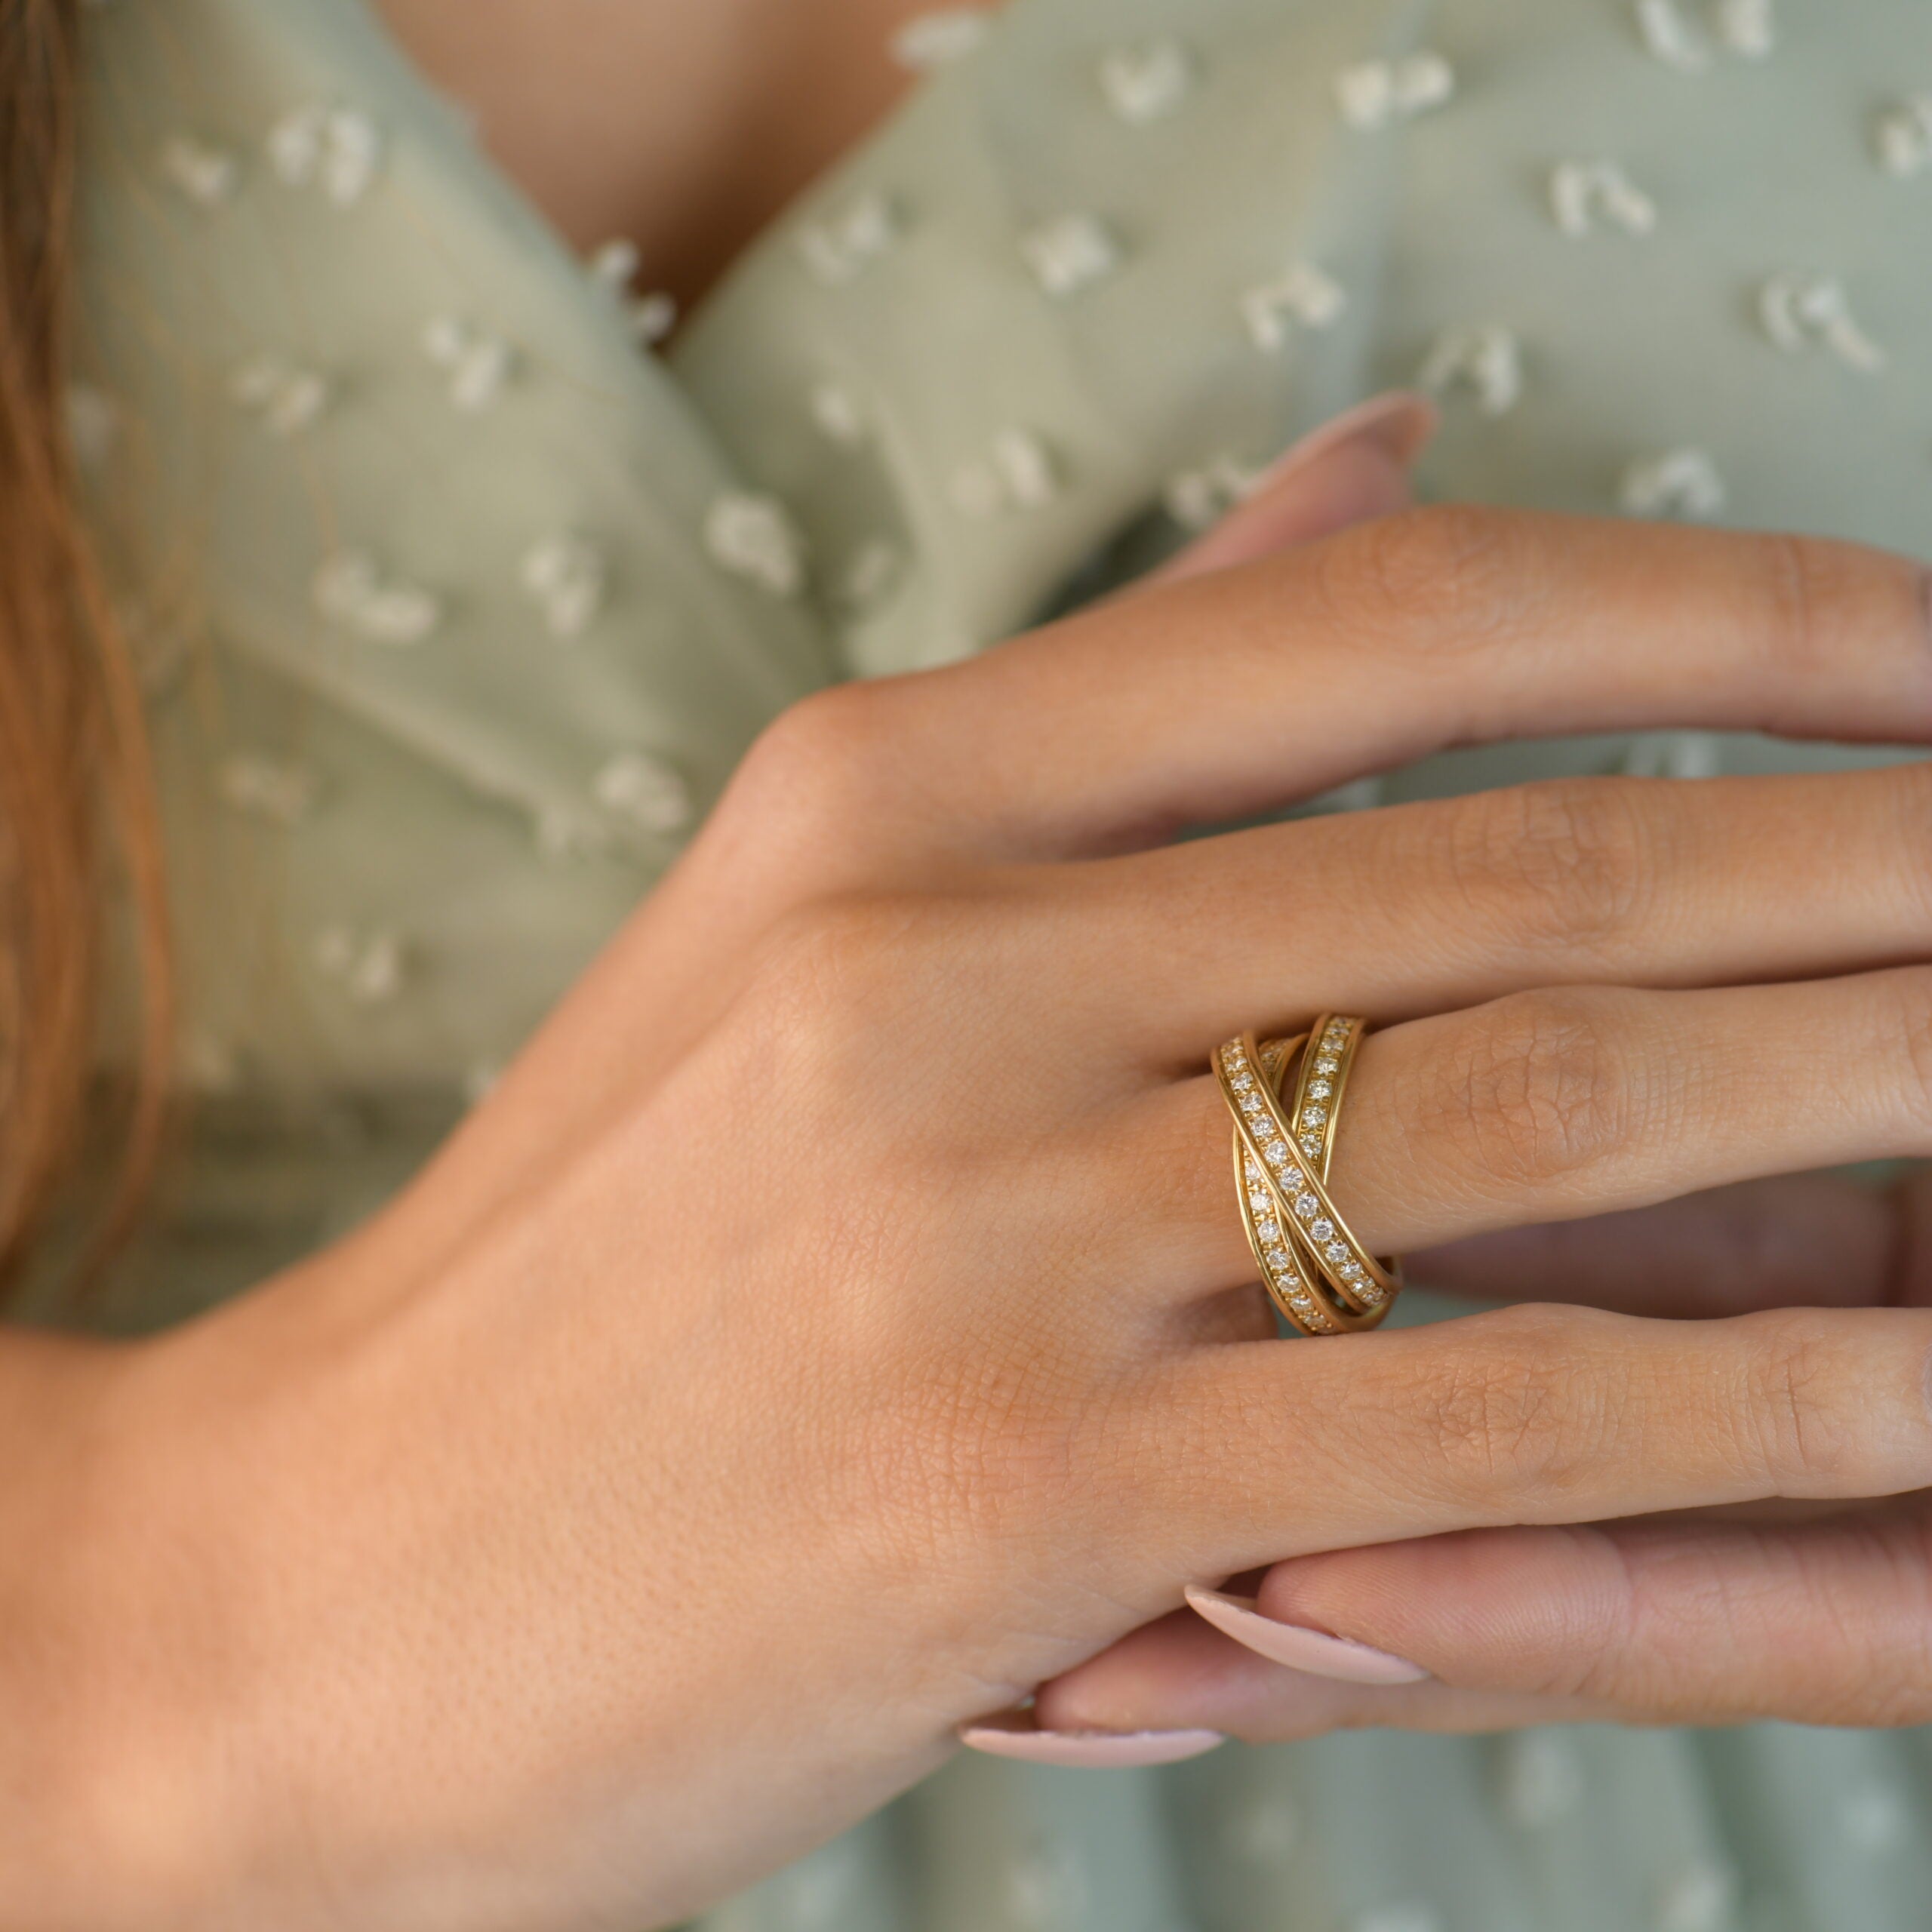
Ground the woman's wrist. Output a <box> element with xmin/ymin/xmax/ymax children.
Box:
<box><xmin>0</xmin><ymin>1330</ymin><xmax>249</xmax><ymax>1928</ymax></box>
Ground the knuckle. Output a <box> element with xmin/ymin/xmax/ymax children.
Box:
<box><xmin>1887</xmin><ymin>764</ymin><xmax>1932</xmax><ymax>927</ymax></box>
<box><xmin>1315</xmin><ymin>503</ymin><xmax>1537</xmax><ymax>652</ymax></box>
<box><xmin>1734</xmin><ymin>1309</ymin><xmax>1865</xmax><ymax>1493</ymax></box>
<box><xmin>1745</xmin><ymin>531</ymin><xmax>1887</xmax><ymax>678</ymax></box>
<box><xmin>1443</xmin><ymin>779</ymin><xmax>1656</xmax><ymax>956</ymax></box>
<box><xmin>1881</xmin><ymin>967</ymin><xmax>1932</xmax><ymax>1143</ymax></box>
<box><xmin>1418</xmin><ymin>988</ymin><xmax>1645</xmax><ymax>1196</ymax></box>
<box><xmin>1376</xmin><ymin>1306</ymin><xmax>1599</xmax><ymax>1501</ymax></box>
<box><xmin>721</xmin><ymin>682</ymin><xmax>903</xmax><ymax>838</ymax></box>
<box><xmin>742</xmin><ymin>891</ymin><xmax>928</xmax><ymax>1070</ymax></box>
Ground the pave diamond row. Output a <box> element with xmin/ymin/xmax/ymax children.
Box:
<box><xmin>1217</xmin><ymin>1023</ymin><xmax>1403</xmax><ymax>1333</ymax></box>
<box><xmin>1224</xmin><ymin>1035</ymin><xmax>1340</xmax><ymax>1333</ymax></box>
<box><xmin>1221</xmin><ymin>1032</ymin><xmax>1391</xmax><ymax>1313</ymax></box>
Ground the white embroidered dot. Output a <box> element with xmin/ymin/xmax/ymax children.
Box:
<box><xmin>1222</xmin><ymin>1791</ymin><xmax>1303</xmax><ymax>1860</ymax></box>
<box><xmin>314</xmin><ymin>925</ymin><xmax>408</xmax><ymax>1004</ymax></box>
<box><xmin>1550</xmin><ymin>160</ymin><xmax>1657</xmax><ymax>238</ymax></box>
<box><xmin>1312</xmin><ymin>775</ymin><xmax>1386</xmax><ymax>814</ymax></box>
<box><xmin>1876</xmin><ymin>96</ymin><xmax>1932</xmax><ymax>177</ymax></box>
<box><xmin>594</xmin><ymin>750</ymin><xmax>692</xmax><ymax>835</ymax></box>
<box><xmin>1020</xmin><ymin>214</ymin><xmax>1123</xmax><ymax>297</ymax></box>
<box><xmin>798</xmin><ymin>191</ymin><xmax>901</xmax><ymax>286</ymax></box>
<box><xmin>629</xmin><ymin>292</ymin><xmax>678</xmax><ymax>344</ymax></box>
<box><xmin>1759</xmin><ymin>272</ymin><xmax>1886</xmax><ymax>371</ymax></box>
<box><xmin>519</xmin><ymin>533</ymin><xmax>607</xmax><ymax>639</ymax></box>
<box><xmin>421</xmin><ymin>315</ymin><xmax>519</xmax><ymax>410</ymax></box>
<box><xmin>312</xmin><ymin>552</ymin><xmax>443</xmax><ymax>645</ymax></box>
<box><xmin>1352</xmin><ymin>1905</ymin><xmax>1443</xmax><ymax>1932</ymax></box>
<box><xmin>992</xmin><ymin>427</ymin><xmax>1058</xmax><ymax>506</ymax></box>
<box><xmin>1334</xmin><ymin>53</ymin><xmax>1454</xmax><ymax>131</ymax></box>
<box><xmin>160</xmin><ymin>135</ymin><xmax>239</xmax><ymax>205</ymax></box>
<box><xmin>1654</xmin><ymin>1860</ymin><xmax>1736</xmax><ymax>1932</ymax></box>
<box><xmin>1623</xmin><ymin>731</ymin><xmax>1722</xmax><ymax>780</ymax></box>
<box><xmin>217</xmin><ymin>752</ymin><xmax>321</xmax><ymax>826</ymax></box>
<box><xmin>1099</xmin><ymin>39</ymin><xmax>1195</xmax><ymax>123</ymax></box>
<box><xmin>1638</xmin><ymin>0</ymin><xmax>1775</xmax><ymax>70</ymax></box>
<box><xmin>1164</xmin><ymin>456</ymin><xmax>1259</xmax><ymax>531</ymax></box>
<box><xmin>836</xmin><ymin>539</ymin><xmax>903</xmax><ymax>613</ymax></box>
<box><xmin>1004</xmin><ymin>1847</ymin><xmax>1089</xmax><ymax>1924</ymax></box>
<box><xmin>951</xmin><ymin>429</ymin><xmax>1060</xmax><ymax>517</ymax></box>
<box><xmin>1635</xmin><ymin>0</ymin><xmax>1710</xmax><ymax>70</ymax></box>
<box><xmin>532</xmin><ymin>805</ymin><xmax>609</xmax><ymax>862</ymax></box>
<box><xmin>809</xmin><ymin>381</ymin><xmax>868</xmax><ymax>445</ymax></box>
<box><xmin>1714</xmin><ymin>0</ymin><xmax>1775</xmax><ymax>57</ymax></box>
<box><xmin>228</xmin><ymin>354</ymin><xmax>331</xmax><ymax>435</ymax></box>
<box><xmin>1838</xmin><ymin>1778</ymin><xmax>1912</xmax><ymax>1852</ymax></box>
<box><xmin>1622</xmin><ymin>448</ymin><xmax>1726</xmax><ymax>519</ymax></box>
<box><xmin>705</xmin><ymin>493</ymin><xmax>808</xmax><ymax>597</ymax></box>
<box><xmin>890</xmin><ymin>8</ymin><xmax>989</xmax><ymax>71</ymax></box>
<box><xmin>1241</xmin><ymin>262</ymin><xmax>1346</xmax><ymax>351</ymax></box>
<box><xmin>1493</xmin><ymin>1732</ymin><xmax>1586</xmax><ymax>1828</ymax></box>
<box><xmin>66</xmin><ymin>384</ymin><xmax>121</xmax><ymax>468</ymax></box>
<box><xmin>589</xmin><ymin>238</ymin><xmax>641</xmax><ymax>288</ymax></box>
<box><xmin>266</xmin><ymin>104</ymin><xmax>383</xmax><ymax>207</ymax></box>
<box><xmin>1420</xmin><ymin>325</ymin><xmax>1524</xmax><ymax>415</ymax></box>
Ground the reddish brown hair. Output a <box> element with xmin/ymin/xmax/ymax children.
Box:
<box><xmin>0</xmin><ymin>0</ymin><xmax>174</xmax><ymax>1299</ymax></box>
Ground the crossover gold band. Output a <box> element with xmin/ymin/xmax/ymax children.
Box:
<box><xmin>1216</xmin><ymin>1018</ymin><xmax>1404</xmax><ymax>1337</ymax></box>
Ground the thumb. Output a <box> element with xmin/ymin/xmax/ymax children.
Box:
<box><xmin>1152</xmin><ymin>389</ymin><xmax>1438</xmax><ymax>586</ymax></box>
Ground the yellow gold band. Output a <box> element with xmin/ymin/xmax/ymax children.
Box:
<box><xmin>1216</xmin><ymin>1020</ymin><xmax>1404</xmax><ymax>1337</ymax></box>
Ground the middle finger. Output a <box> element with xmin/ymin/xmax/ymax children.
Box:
<box><xmin>1054</xmin><ymin>760</ymin><xmax>1932</xmax><ymax>1066</ymax></box>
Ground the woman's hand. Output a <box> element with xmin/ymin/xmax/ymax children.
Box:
<box><xmin>1032</xmin><ymin>1165</ymin><xmax>1932</xmax><ymax>1746</ymax></box>
<box><xmin>28</xmin><ymin>397</ymin><xmax>1932</xmax><ymax>1932</ymax></box>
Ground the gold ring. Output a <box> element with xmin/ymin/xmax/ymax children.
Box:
<box><xmin>1216</xmin><ymin>1020</ymin><xmax>1404</xmax><ymax>1337</ymax></box>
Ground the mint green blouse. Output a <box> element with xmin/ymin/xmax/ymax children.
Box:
<box><xmin>53</xmin><ymin>2</ymin><xmax>1932</xmax><ymax>1928</ymax></box>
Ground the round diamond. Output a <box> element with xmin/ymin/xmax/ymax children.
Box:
<box><xmin>1294</xmin><ymin>1192</ymin><xmax>1320</xmax><ymax>1219</ymax></box>
<box><xmin>1264</xmin><ymin>1140</ymin><xmax>1290</xmax><ymax>1164</ymax></box>
<box><xmin>1265</xmin><ymin>1246</ymin><xmax>1291</xmax><ymax>1269</ymax></box>
<box><xmin>1358</xmin><ymin>1284</ymin><xmax>1385</xmax><ymax>1306</ymax></box>
<box><xmin>1300</xmin><ymin>1134</ymin><xmax>1323</xmax><ymax>1155</ymax></box>
<box><xmin>1308</xmin><ymin>1079</ymin><xmax>1334</xmax><ymax>1100</ymax></box>
<box><xmin>1341</xmin><ymin>1260</ymin><xmax>1365</xmax><ymax>1279</ymax></box>
<box><xmin>1315</xmin><ymin>1056</ymin><xmax>1341</xmax><ymax>1076</ymax></box>
<box><xmin>1257</xmin><ymin>1217</ymin><xmax>1281</xmax><ymax>1243</ymax></box>
<box><xmin>1244</xmin><ymin>1157</ymin><xmax>1263</xmax><ymax>1182</ymax></box>
<box><xmin>1310</xmin><ymin>1218</ymin><xmax>1336</xmax><ymax>1243</ymax></box>
<box><xmin>1241</xmin><ymin>1094</ymin><xmax>1266</xmax><ymax>1115</ymax></box>
<box><xmin>1247</xmin><ymin>1188</ymin><xmax>1273</xmax><ymax>1212</ymax></box>
<box><xmin>1302</xmin><ymin>1104</ymin><xmax>1328</xmax><ymax>1128</ymax></box>
<box><xmin>1324</xmin><ymin>1241</ymin><xmax>1350</xmax><ymax>1265</ymax></box>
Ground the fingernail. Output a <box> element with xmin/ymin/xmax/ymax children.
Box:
<box><xmin>958</xmin><ymin>1715</ymin><xmax>1226</xmax><ymax>1767</ymax></box>
<box><xmin>1245</xmin><ymin>390</ymin><xmax>1439</xmax><ymax>497</ymax></box>
<box><xmin>1185</xmin><ymin>1584</ymin><xmax>1431</xmax><ymax>1685</ymax></box>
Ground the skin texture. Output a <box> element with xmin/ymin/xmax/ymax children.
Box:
<box><xmin>14</xmin><ymin>403</ymin><xmax>1932</xmax><ymax>1928</ymax></box>
<box><xmin>11</xmin><ymin>8</ymin><xmax>1932</xmax><ymax>1924</ymax></box>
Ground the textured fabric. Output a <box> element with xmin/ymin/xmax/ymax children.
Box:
<box><xmin>50</xmin><ymin>0</ymin><xmax>1932</xmax><ymax>1925</ymax></box>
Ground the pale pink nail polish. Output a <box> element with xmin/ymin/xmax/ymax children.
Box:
<box><xmin>1245</xmin><ymin>390</ymin><xmax>1439</xmax><ymax>497</ymax></box>
<box><xmin>958</xmin><ymin>1715</ymin><xmax>1225</xmax><ymax>1767</ymax></box>
<box><xmin>1185</xmin><ymin>1584</ymin><xmax>1430</xmax><ymax>1685</ymax></box>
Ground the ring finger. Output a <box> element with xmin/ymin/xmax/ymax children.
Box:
<box><xmin>1113</xmin><ymin>963</ymin><xmax>1932</xmax><ymax>1302</ymax></box>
